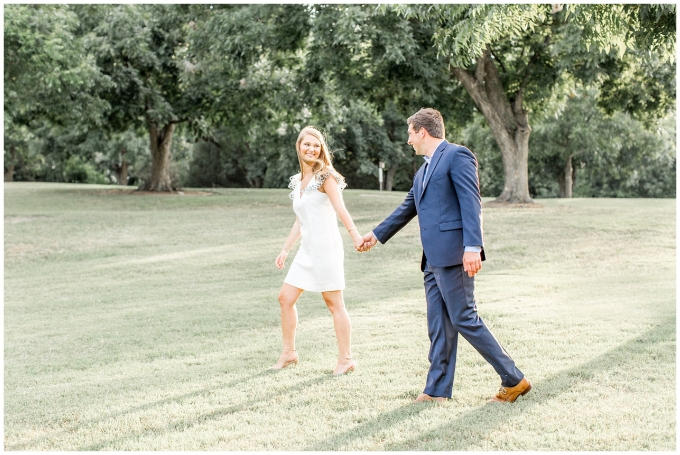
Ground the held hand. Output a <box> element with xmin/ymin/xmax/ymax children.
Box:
<box><xmin>275</xmin><ymin>250</ymin><xmax>288</xmax><ymax>269</ymax></box>
<box><xmin>462</xmin><ymin>251</ymin><xmax>482</xmax><ymax>277</ymax></box>
<box><xmin>351</xmin><ymin>231</ymin><xmax>364</xmax><ymax>251</ymax></box>
<box><xmin>359</xmin><ymin>232</ymin><xmax>378</xmax><ymax>252</ymax></box>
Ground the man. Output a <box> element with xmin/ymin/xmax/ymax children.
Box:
<box><xmin>360</xmin><ymin>108</ymin><xmax>531</xmax><ymax>403</ymax></box>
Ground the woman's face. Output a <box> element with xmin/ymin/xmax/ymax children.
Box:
<box><xmin>299</xmin><ymin>134</ymin><xmax>322</xmax><ymax>163</ymax></box>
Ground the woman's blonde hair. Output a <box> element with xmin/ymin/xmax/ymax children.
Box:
<box><xmin>295</xmin><ymin>126</ymin><xmax>342</xmax><ymax>180</ymax></box>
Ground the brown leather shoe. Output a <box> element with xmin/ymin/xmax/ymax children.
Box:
<box><xmin>489</xmin><ymin>377</ymin><xmax>532</xmax><ymax>403</ymax></box>
<box><xmin>415</xmin><ymin>393</ymin><xmax>447</xmax><ymax>403</ymax></box>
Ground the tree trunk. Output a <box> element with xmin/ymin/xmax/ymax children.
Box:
<box><xmin>248</xmin><ymin>175</ymin><xmax>263</xmax><ymax>188</ymax></box>
<box><xmin>4</xmin><ymin>164</ymin><xmax>14</xmax><ymax>182</ymax></box>
<box><xmin>139</xmin><ymin>122</ymin><xmax>176</xmax><ymax>191</ymax></box>
<box><xmin>4</xmin><ymin>145</ymin><xmax>16</xmax><ymax>182</ymax></box>
<box><xmin>118</xmin><ymin>160</ymin><xmax>128</xmax><ymax>186</ymax></box>
<box><xmin>562</xmin><ymin>154</ymin><xmax>573</xmax><ymax>198</ymax></box>
<box><xmin>115</xmin><ymin>147</ymin><xmax>129</xmax><ymax>185</ymax></box>
<box><xmin>451</xmin><ymin>48</ymin><xmax>533</xmax><ymax>204</ymax></box>
<box><xmin>385</xmin><ymin>165</ymin><xmax>397</xmax><ymax>191</ymax></box>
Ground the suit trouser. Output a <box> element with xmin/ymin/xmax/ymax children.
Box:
<box><xmin>422</xmin><ymin>261</ymin><xmax>524</xmax><ymax>398</ymax></box>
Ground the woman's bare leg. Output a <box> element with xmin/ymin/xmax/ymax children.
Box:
<box><xmin>322</xmin><ymin>290</ymin><xmax>355</xmax><ymax>374</ymax></box>
<box><xmin>272</xmin><ymin>283</ymin><xmax>304</xmax><ymax>369</ymax></box>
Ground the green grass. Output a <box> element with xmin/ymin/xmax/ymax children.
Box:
<box><xmin>4</xmin><ymin>182</ymin><xmax>676</xmax><ymax>450</ymax></box>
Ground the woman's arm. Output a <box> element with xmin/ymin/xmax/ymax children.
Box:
<box><xmin>275</xmin><ymin>217</ymin><xmax>301</xmax><ymax>269</ymax></box>
<box><xmin>323</xmin><ymin>176</ymin><xmax>363</xmax><ymax>250</ymax></box>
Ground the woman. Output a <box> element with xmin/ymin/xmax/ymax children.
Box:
<box><xmin>273</xmin><ymin>126</ymin><xmax>363</xmax><ymax>375</ymax></box>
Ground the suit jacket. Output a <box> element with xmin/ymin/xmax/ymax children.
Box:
<box><xmin>373</xmin><ymin>141</ymin><xmax>485</xmax><ymax>271</ymax></box>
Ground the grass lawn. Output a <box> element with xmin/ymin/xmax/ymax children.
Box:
<box><xmin>4</xmin><ymin>182</ymin><xmax>676</xmax><ymax>450</ymax></box>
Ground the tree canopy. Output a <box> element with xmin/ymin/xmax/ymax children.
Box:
<box><xmin>4</xmin><ymin>4</ymin><xmax>676</xmax><ymax>199</ymax></box>
<box><xmin>391</xmin><ymin>3</ymin><xmax>675</xmax><ymax>202</ymax></box>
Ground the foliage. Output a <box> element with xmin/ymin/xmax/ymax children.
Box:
<box><xmin>389</xmin><ymin>4</ymin><xmax>675</xmax><ymax>202</ymax></box>
<box><xmin>460</xmin><ymin>115</ymin><xmax>504</xmax><ymax>198</ymax></box>
<box><xmin>4</xmin><ymin>5</ymin><xmax>110</xmax><ymax>180</ymax></box>
<box><xmin>568</xmin><ymin>4</ymin><xmax>676</xmax><ymax>59</ymax></box>
<box><xmin>393</xmin><ymin>3</ymin><xmax>568</xmax><ymax>120</ymax></box>
<box><xmin>185</xmin><ymin>4</ymin><xmax>310</xmax><ymax>188</ymax></box>
<box><xmin>574</xmin><ymin>112</ymin><xmax>676</xmax><ymax>198</ymax></box>
<box><xmin>596</xmin><ymin>51</ymin><xmax>676</xmax><ymax>126</ymax></box>
<box><xmin>531</xmin><ymin>84</ymin><xmax>676</xmax><ymax>198</ymax></box>
<box><xmin>62</xmin><ymin>155</ymin><xmax>107</xmax><ymax>184</ymax></box>
<box><xmin>74</xmin><ymin>5</ymin><xmax>193</xmax><ymax>131</ymax></box>
<box><xmin>71</xmin><ymin>4</ymin><xmax>211</xmax><ymax>190</ymax></box>
<box><xmin>4</xmin><ymin>5</ymin><xmax>109</xmax><ymax>128</ymax></box>
<box><xmin>184</xmin><ymin>131</ymin><xmax>250</xmax><ymax>189</ymax></box>
<box><xmin>4</xmin><ymin>4</ymin><xmax>676</xmax><ymax>197</ymax></box>
<box><xmin>554</xmin><ymin>5</ymin><xmax>676</xmax><ymax>126</ymax></box>
<box><xmin>395</xmin><ymin>4</ymin><xmax>548</xmax><ymax>66</ymax></box>
<box><xmin>465</xmin><ymin>84</ymin><xmax>676</xmax><ymax>198</ymax></box>
<box><xmin>187</xmin><ymin>5</ymin><xmax>472</xmax><ymax>190</ymax></box>
<box><xmin>530</xmin><ymin>85</ymin><xmax>616</xmax><ymax>197</ymax></box>
<box><xmin>304</xmin><ymin>5</ymin><xmax>472</xmax><ymax>190</ymax></box>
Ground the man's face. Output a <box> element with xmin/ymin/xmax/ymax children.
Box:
<box><xmin>407</xmin><ymin>124</ymin><xmax>425</xmax><ymax>155</ymax></box>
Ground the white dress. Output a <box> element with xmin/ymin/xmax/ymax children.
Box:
<box><xmin>284</xmin><ymin>172</ymin><xmax>347</xmax><ymax>292</ymax></box>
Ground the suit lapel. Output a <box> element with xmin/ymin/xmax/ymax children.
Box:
<box><xmin>421</xmin><ymin>141</ymin><xmax>447</xmax><ymax>196</ymax></box>
<box><xmin>415</xmin><ymin>162</ymin><xmax>426</xmax><ymax>205</ymax></box>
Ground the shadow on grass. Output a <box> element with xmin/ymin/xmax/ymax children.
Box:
<box><xmin>383</xmin><ymin>318</ymin><xmax>675</xmax><ymax>450</ymax></box>
<box><xmin>5</xmin><ymin>368</ymin><xmax>322</xmax><ymax>451</ymax></box>
<box><xmin>8</xmin><ymin>320</ymin><xmax>673</xmax><ymax>451</ymax></box>
<box><xmin>73</xmin><ymin>372</ymin><xmax>335</xmax><ymax>451</ymax></box>
<box><xmin>304</xmin><ymin>401</ymin><xmax>430</xmax><ymax>450</ymax></box>
<box><xmin>306</xmin><ymin>318</ymin><xmax>674</xmax><ymax>451</ymax></box>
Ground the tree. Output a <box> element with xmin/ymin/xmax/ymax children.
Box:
<box><xmin>460</xmin><ymin>114</ymin><xmax>505</xmax><ymax>198</ymax></box>
<box><xmin>466</xmin><ymin>85</ymin><xmax>676</xmax><ymax>199</ymax></box>
<box><xmin>7</xmin><ymin>4</ymin><xmax>674</xmax><ymax>195</ymax></box>
<box><xmin>394</xmin><ymin>4</ymin><xmax>675</xmax><ymax>203</ymax></box>
<box><xmin>4</xmin><ymin>4</ymin><xmax>109</xmax><ymax>181</ymax></box>
<box><xmin>574</xmin><ymin>112</ymin><xmax>675</xmax><ymax>198</ymax></box>
<box><xmin>530</xmin><ymin>86</ymin><xmax>618</xmax><ymax>198</ymax></box>
<box><xmin>192</xmin><ymin>5</ymin><xmax>472</xmax><ymax>191</ymax></box>
<box><xmin>185</xmin><ymin>4</ymin><xmax>312</xmax><ymax>188</ymax></box>
<box><xmin>75</xmin><ymin>4</ymin><xmax>206</xmax><ymax>191</ymax></box>
<box><xmin>303</xmin><ymin>5</ymin><xmax>474</xmax><ymax>191</ymax></box>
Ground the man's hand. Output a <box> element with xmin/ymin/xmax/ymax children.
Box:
<box><xmin>359</xmin><ymin>232</ymin><xmax>378</xmax><ymax>252</ymax></box>
<box><xmin>462</xmin><ymin>251</ymin><xmax>482</xmax><ymax>277</ymax></box>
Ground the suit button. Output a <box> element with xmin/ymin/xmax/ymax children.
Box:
<box><xmin>422</xmin><ymin>227</ymin><xmax>426</xmax><ymax>230</ymax></box>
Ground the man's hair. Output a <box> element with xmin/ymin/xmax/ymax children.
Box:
<box><xmin>407</xmin><ymin>108</ymin><xmax>445</xmax><ymax>139</ymax></box>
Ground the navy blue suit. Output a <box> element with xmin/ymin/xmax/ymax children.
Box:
<box><xmin>373</xmin><ymin>141</ymin><xmax>524</xmax><ymax>397</ymax></box>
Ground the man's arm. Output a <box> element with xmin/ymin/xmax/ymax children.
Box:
<box><xmin>359</xmin><ymin>186</ymin><xmax>417</xmax><ymax>252</ymax></box>
<box><xmin>450</xmin><ymin>147</ymin><xmax>484</xmax><ymax>277</ymax></box>
<box><xmin>449</xmin><ymin>147</ymin><xmax>484</xmax><ymax>250</ymax></box>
